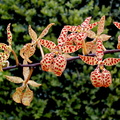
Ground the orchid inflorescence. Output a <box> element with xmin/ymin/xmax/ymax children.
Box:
<box><xmin>1</xmin><ymin>16</ymin><xmax>120</xmax><ymax>106</ymax></box>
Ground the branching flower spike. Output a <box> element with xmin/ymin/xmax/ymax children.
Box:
<box><xmin>79</xmin><ymin>39</ymin><xmax>120</xmax><ymax>87</ymax></box>
<box><xmin>39</xmin><ymin>34</ymin><xmax>80</xmax><ymax>76</ymax></box>
<box><xmin>5</xmin><ymin>60</ymin><xmax>41</xmax><ymax>106</ymax></box>
<box><xmin>86</xmin><ymin>16</ymin><xmax>111</xmax><ymax>54</ymax></box>
<box><xmin>20</xmin><ymin>23</ymin><xmax>54</xmax><ymax>63</ymax></box>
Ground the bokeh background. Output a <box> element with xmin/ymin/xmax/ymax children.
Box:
<box><xmin>0</xmin><ymin>0</ymin><xmax>120</xmax><ymax>119</ymax></box>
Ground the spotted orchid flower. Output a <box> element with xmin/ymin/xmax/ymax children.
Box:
<box><xmin>5</xmin><ymin>60</ymin><xmax>41</xmax><ymax>106</ymax></box>
<box><xmin>20</xmin><ymin>23</ymin><xmax>54</xmax><ymax>63</ymax></box>
<box><xmin>57</xmin><ymin>17</ymin><xmax>98</xmax><ymax>52</ymax></box>
<box><xmin>79</xmin><ymin>38</ymin><xmax>120</xmax><ymax>87</ymax></box>
<box><xmin>0</xmin><ymin>23</ymin><xmax>13</xmax><ymax>71</ymax></box>
<box><xmin>86</xmin><ymin>16</ymin><xmax>111</xmax><ymax>54</ymax></box>
<box><xmin>113</xmin><ymin>22</ymin><xmax>120</xmax><ymax>49</ymax></box>
<box><xmin>39</xmin><ymin>37</ymin><xmax>80</xmax><ymax>76</ymax></box>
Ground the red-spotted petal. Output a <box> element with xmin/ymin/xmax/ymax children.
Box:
<box><xmin>86</xmin><ymin>22</ymin><xmax>98</xmax><ymax>31</ymax></box>
<box><xmin>7</xmin><ymin>23</ymin><xmax>12</xmax><ymax>46</ymax></box>
<box><xmin>65</xmin><ymin>33</ymin><xmax>76</xmax><ymax>45</ymax></box>
<box><xmin>97</xmin><ymin>16</ymin><xmax>105</xmax><ymax>35</ymax></box>
<box><xmin>102</xmin><ymin>68</ymin><xmax>112</xmax><ymax>87</ymax></box>
<box><xmin>79</xmin><ymin>55</ymin><xmax>98</xmax><ymax>65</ymax></box>
<box><xmin>61</xmin><ymin>45</ymin><xmax>80</xmax><ymax>53</ymax></box>
<box><xmin>113</xmin><ymin>22</ymin><xmax>120</xmax><ymax>29</ymax></box>
<box><xmin>52</xmin><ymin>55</ymin><xmax>66</xmax><ymax>76</ymax></box>
<box><xmin>96</xmin><ymin>38</ymin><xmax>104</xmax><ymax>61</ymax></box>
<box><xmin>81</xmin><ymin>17</ymin><xmax>91</xmax><ymax>28</ymax></box>
<box><xmin>90</xmin><ymin>67</ymin><xmax>103</xmax><ymax>87</ymax></box>
<box><xmin>40</xmin><ymin>53</ymin><xmax>54</xmax><ymax>71</ymax></box>
<box><xmin>103</xmin><ymin>58</ymin><xmax>120</xmax><ymax>66</ymax></box>
<box><xmin>39</xmin><ymin>39</ymin><xmax>56</xmax><ymax>50</ymax></box>
<box><xmin>73</xmin><ymin>32</ymin><xmax>87</xmax><ymax>46</ymax></box>
<box><xmin>58</xmin><ymin>25</ymin><xmax>78</xmax><ymax>45</ymax></box>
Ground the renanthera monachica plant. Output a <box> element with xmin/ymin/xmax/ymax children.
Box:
<box><xmin>0</xmin><ymin>16</ymin><xmax>120</xmax><ymax>106</ymax></box>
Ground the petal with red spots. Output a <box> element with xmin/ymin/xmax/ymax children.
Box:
<box><xmin>113</xmin><ymin>22</ymin><xmax>120</xmax><ymax>29</ymax></box>
<box><xmin>79</xmin><ymin>55</ymin><xmax>98</xmax><ymax>65</ymax></box>
<box><xmin>40</xmin><ymin>53</ymin><xmax>54</xmax><ymax>71</ymax></box>
<box><xmin>97</xmin><ymin>16</ymin><xmax>105</xmax><ymax>35</ymax></box>
<box><xmin>103</xmin><ymin>58</ymin><xmax>120</xmax><ymax>66</ymax></box>
<box><xmin>52</xmin><ymin>55</ymin><xmax>66</xmax><ymax>76</ymax></box>
<box><xmin>39</xmin><ymin>39</ymin><xmax>56</xmax><ymax>50</ymax></box>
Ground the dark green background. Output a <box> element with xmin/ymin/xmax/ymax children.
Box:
<box><xmin>0</xmin><ymin>0</ymin><xmax>120</xmax><ymax>119</ymax></box>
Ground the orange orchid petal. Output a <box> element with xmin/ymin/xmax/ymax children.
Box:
<box><xmin>79</xmin><ymin>55</ymin><xmax>98</xmax><ymax>65</ymax></box>
<box><xmin>102</xmin><ymin>68</ymin><xmax>112</xmax><ymax>87</ymax></box>
<box><xmin>40</xmin><ymin>53</ymin><xmax>54</xmax><ymax>71</ymax></box>
<box><xmin>61</xmin><ymin>45</ymin><xmax>80</xmax><ymax>53</ymax></box>
<box><xmin>113</xmin><ymin>22</ymin><xmax>120</xmax><ymax>29</ymax></box>
<box><xmin>90</xmin><ymin>67</ymin><xmax>112</xmax><ymax>87</ymax></box>
<box><xmin>22</xmin><ymin>87</ymin><xmax>33</xmax><ymax>106</ymax></box>
<box><xmin>12</xmin><ymin>86</ymin><xmax>25</xmax><ymax>103</ymax></box>
<box><xmin>97</xmin><ymin>16</ymin><xmax>105</xmax><ymax>35</ymax></box>
<box><xmin>103</xmin><ymin>58</ymin><xmax>120</xmax><ymax>66</ymax></box>
<box><xmin>52</xmin><ymin>55</ymin><xmax>66</xmax><ymax>76</ymax></box>
<box><xmin>7</xmin><ymin>23</ymin><xmax>12</xmax><ymax>46</ymax></box>
<box><xmin>90</xmin><ymin>67</ymin><xmax>103</xmax><ymax>87</ymax></box>
<box><xmin>39</xmin><ymin>39</ymin><xmax>56</xmax><ymax>50</ymax></box>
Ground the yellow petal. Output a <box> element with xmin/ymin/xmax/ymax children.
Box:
<box><xmin>28</xmin><ymin>25</ymin><xmax>37</xmax><ymax>42</ymax></box>
<box><xmin>5</xmin><ymin>75</ymin><xmax>23</xmax><ymax>83</ymax></box>
<box><xmin>22</xmin><ymin>87</ymin><xmax>33</xmax><ymax>106</ymax></box>
<box><xmin>23</xmin><ymin>60</ymin><xmax>30</xmax><ymax>80</ymax></box>
<box><xmin>12</xmin><ymin>86</ymin><xmax>24</xmax><ymax>103</ymax></box>
<box><xmin>28</xmin><ymin>80</ymin><xmax>42</xmax><ymax>87</ymax></box>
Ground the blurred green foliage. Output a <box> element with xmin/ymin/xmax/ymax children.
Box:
<box><xmin>0</xmin><ymin>0</ymin><xmax>120</xmax><ymax>119</ymax></box>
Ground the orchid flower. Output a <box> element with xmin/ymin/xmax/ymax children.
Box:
<box><xmin>86</xmin><ymin>16</ymin><xmax>111</xmax><ymax>54</ymax></box>
<box><xmin>0</xmin><ymin>23</ymin><xmax>13</xmax><ymax>71</ymax></box>
<box><xmin>113</xmin><ymin>22</ymin><xmax>120</xmax><ymax>49</ymax></box>
<box><xmin>20</xmin><ymin>23</ymin><xmax>54</xmax><ymax>63</ymax></box>
<box><xmin>39</xmin><ymin>36</ymin><xmax>80</xmax><ymax>76</ymax></box>
<box><xmin>57</xmin><ymin>17</ymin><xmax>98</xmax><ymax>55</ymax></box>
<box><xmin>5</xmin><ymin>60</ymin><xmax>41</xmax><ymax>106</ymax></box>
<box><xmin>79</xmin><ymin>38</ymin><xmax>120</xmax><ymax>87</ymax></box>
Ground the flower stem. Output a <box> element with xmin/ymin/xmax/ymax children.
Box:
<box><xmin>11</xmin><ymin>49</ymin><xmax>19</xmax><ymax>66</ymax></box>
